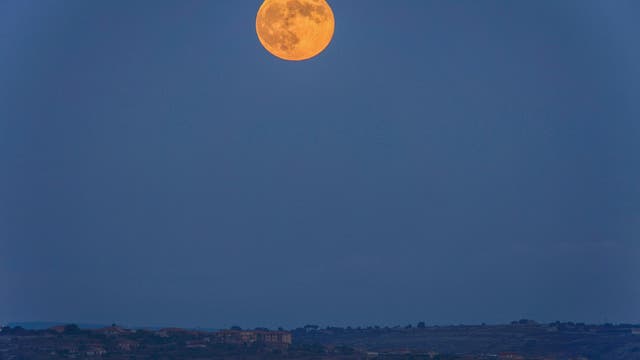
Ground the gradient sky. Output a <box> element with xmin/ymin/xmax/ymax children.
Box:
<box><xmin>1</xmin><ymin>0</ymin><xmax>639</xmax><ymax>329</ymax></box>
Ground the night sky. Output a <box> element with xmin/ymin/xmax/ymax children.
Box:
<box><xmin>1</xmin><ymin>1</ymin><xmax>639</xmax><ymax>329</ymax></box>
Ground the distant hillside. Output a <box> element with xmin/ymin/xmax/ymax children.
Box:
<box><xmin>5</xmin><ymin>321</ymin><xmax>219</xmax><ymax>332</ymax></box>
<box><xmin>7</xmin><ymin>322</ymin><xmax>107</xmax><ymax>330</ymax></box>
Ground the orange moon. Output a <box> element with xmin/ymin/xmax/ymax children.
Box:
<box><xmin>256</xmin><ymin>0</ymin><xmax>335</xmax><ymax>61</ymax></box>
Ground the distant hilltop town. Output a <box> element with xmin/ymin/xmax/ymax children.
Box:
<box><xmin>0</xmin><ymin>324</ymin><xmax>292</xmax><ymax>359</ymax></box>
<box><xmin>2</xmin><ymin>320</ymin><xmax>640</xmax><ymax>359</ymax></box>
<box><xmin>48</xmin><ymin>325</ymin><xmax>292</xmax><ymax>347</ymax></box>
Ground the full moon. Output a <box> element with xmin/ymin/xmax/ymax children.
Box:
<box><xmin>256</xmin><ymin>0</ymin><xmax>335</xmax><ymax>61</ymax></box>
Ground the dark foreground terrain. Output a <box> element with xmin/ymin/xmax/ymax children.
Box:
<box><xmin>1</xmin><ymin>321</ymin><xmax>640</xmax><ymax>359</ymax></box>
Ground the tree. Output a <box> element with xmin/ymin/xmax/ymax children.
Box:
<box><xmin>417</xmin><ymin>321</ymin><xmax>426</xmax><ymax>329</ymax></box>
<box><xmin>64</xmin><ymin>324</ymin><xmax>81</xmax><ymax>334</ymax></box>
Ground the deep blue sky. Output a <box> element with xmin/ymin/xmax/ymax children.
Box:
<box><xmin>1</xmin><ymin>0</ymin><xmax>639</xmax><ymax>329</ymax></box>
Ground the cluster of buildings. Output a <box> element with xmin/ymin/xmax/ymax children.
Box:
<box><xmin>153</xmin><ymin>327</ymin><xmax>292</xmax><ymax>348</ymax></box>
<box><xmin>47</xmin><ymin>325</ymin><xmax>292</xmax><ymax>347</ymax></box>
<box><xmin>0</xmin><ymin>324</ymin><xmax>295</xmax><ymax>359</ymax></box>
<box><xmin>215</xmin><ymin>329</ymin><xmax>292</xmax><ymax>347</ymax></box>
